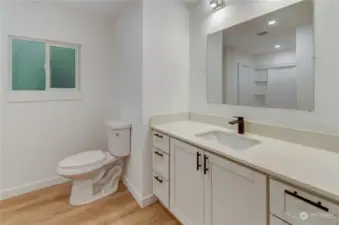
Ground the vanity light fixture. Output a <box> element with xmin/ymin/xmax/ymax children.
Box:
<box><xmin>275</xmin><ymin>44</ymin><xmax>281</xmax><ymax>48</ymax></box>
<box><xmin>210</xmin><ymin>0</ymin><xmax>224</xmax><ymax>11</ymax></box>
<box><xmin>268</xmin><ymin>20</ymin><xmax>276</xmax><ymax>25</ymax></box>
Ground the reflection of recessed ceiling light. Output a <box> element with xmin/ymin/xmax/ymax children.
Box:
<box><xmin>210</xmin><ymin>0</ymin><xmax>223</xmax><ymax>10</ymax></box>
<box><xmin>268</xmin><ymin>20</ymin><xmax>276</xmax><ymax>25</ymax></box>
<box><xmin>209</xmin><ymin>0</ymin><xmax>224</xmax><ymax>11</ymax></box>
<box><xmin>275</xmin><ymin>45</ymin><xmax>281</xmax><ymax>48</ymax></box>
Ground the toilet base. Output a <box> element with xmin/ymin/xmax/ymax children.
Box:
<box><xmin>70</xmin><ymin>179</ymin><xmax>119</xmax><ymax>206</ymax></box>
<box><xmin>69</xmin><ymin>161</ymin><xmax>124</xmax><ymax>206</ymax></box>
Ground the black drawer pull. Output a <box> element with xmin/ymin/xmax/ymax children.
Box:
<box><xmin>154</xmin><ymin>133</ymin><xmax>163</xmax><ymax>139</ymax></box>
<box><xmin>154</xmin><ymin>151</ymin><xmax>163</xmax><ymax>157</ymax></box>
<box><xmin>154</xmin><ymin>176</ymin><xmax>163</xmax><ymax>183</ymax></box>
<box><xmin>196</xmin><ymin>152</ymin><xmax>201</xmax><ymax>171</ymax></box>
<box><xmin>285</xmin><ymin>190</ymin><xmax>329</xmax><ymax>212</ymax></box>
<box><xmin>204</xmin><ymin>155</ymin><xmax>209</xmax><ymax>175</ymax></box>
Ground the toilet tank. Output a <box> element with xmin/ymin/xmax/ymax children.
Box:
<box><xmin>106</xmin><ymin>121</ymin><xmax>131</xmax><ymax>157</ymax></box>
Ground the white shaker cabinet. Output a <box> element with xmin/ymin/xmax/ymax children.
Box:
<box><xmin>170</xmin><ymin>139</ymin><xmax>204</xmax><ymax>225</ymax></box>
<box><xmin>152</xmin><ymin>131</ymin><xmax>171</xmax><ymax>207</ymax></box>
<box><xmin>152</xmin><ymin>130</ymin><xmax>339</xmax><ymax>225</ymax></box>
<box><xmin>168</xmin><ymin>138</ymin><xmax>267</xmax><ymax>225</ymax></box>
<box><xmin>204</xmin><ymin>151</ymin><xmax>267</xmax><ymax>225</ymax></box>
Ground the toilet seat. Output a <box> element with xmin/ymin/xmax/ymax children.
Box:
<box><xmin>59</xmin><ymin>150</ymin><xmax>106</xmax><ymax>169</ymax></box>
<box><xmin>57</xmin><ymin>150</ymin><xmax>117</xmax><ymax>177</ymax></box>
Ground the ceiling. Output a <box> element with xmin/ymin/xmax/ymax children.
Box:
<box><xmin>221</xmin><ymin>0</ymin><xmax>313</xmax><ymax>56</ymax></box>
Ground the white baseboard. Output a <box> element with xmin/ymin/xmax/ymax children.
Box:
<box><xmin>141</xmin><ymin>192</ymin><xmax>158</xmax><ymax>208</ymax></box>
<box><xmin>1</xmin><ymin>175</ymin><xmax>157</xmax><ymax>207</ymax></box>
<box><xmin>0</xmin><ymin>176</ymin><xmax>68</xmax><ymax>200</ymax></box>
<box><xmin>122</xmin><ymin>176</ymin><xmax>157</xmax><ymax>208</ymax></box>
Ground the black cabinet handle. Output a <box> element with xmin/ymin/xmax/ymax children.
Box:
<box><xmin>154</xmin><ymin>133</ymin><xmax>163</xmax><ymax>139</ymax></box>
<box><xmin>204</xmin><ymin>155</ymin><xmax>209</xmax><ymax>175</ymax></box>
<box><xmin>154</xmin><ymin>151</ymin><xmax>163</xmax><ymax>157</ymax></box>
<box><xmin>285</xmin><ymin>190</ymin><xmax>329</xmax><ymax>212</ymax></box>
<box><xmin>154</xmin><ymin>176</ymin><xmax>163</xmax><ymax>183</ymax></box>
<box><xmin>196</xmin><ymin>152</ymin><xmax>202</xmax><ymax>171</ymax></box>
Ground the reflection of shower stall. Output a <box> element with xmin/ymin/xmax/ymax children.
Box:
<box><xmin>237</xmin><ymin>63</ymin><xmax>256</xmax><ymax>106</ymax></box>
<box><xmin>236</xmin><ymin>62</ymin><xmax>297</xmax><ymax>109</ymax></box>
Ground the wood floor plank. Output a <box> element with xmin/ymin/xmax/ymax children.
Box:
<box><xmin>0</xmin><ymin>182</ymin><xmax>180</xmax><ymax>225</ymax></box>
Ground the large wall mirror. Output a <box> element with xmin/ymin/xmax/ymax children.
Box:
<box><xmin>206</xmin><ymin>1</ymin><xmax>314</xmax><ymax>111</ymax></box>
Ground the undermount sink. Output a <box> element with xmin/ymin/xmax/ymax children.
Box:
<box><xmin>195</xmin><ymin>131</ymin><xmax>261</xmax><ymax>150</ymax></box>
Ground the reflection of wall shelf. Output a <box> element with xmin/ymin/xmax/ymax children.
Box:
<box><xmin>254</xmin><ymin>93</ymin><xmax>266</xmax><ymax>96</ymax></box>
<box><xmin>253</xmin><ymin>82</ymin><xmax>267</xmax><ymax>96</ymax></box>
<box><xmin>254</xmin><ymin>70</ymin><xmax>268</xmax><ymax>83</ymax></box>
<box><xmin>255</xmin><ymin>62</ymin><xmax>296</xmax><ymax>71</ymax></box>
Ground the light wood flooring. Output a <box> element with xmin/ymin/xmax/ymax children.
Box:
<box><xmin>0</xmin><ymin>182</ymin><xmax>180</xmax><ymax>225</ymax></box>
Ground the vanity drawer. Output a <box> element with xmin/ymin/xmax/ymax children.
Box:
<box><xmin>152</xmin><ymin>131</ymin><xmax>169</xmax><ymax>154</ymax></box>
<box><xmin>270</xmin><ymin>179</ymin><xmax>339</xmax><ymax>225</ymax></box>
<box><xmin>153</xmin><ymin>148</ymin><xmax>169</xmax><ymax>180</ymax></box>
<box><xmin>153</xmin><ymin>171</ymin><xmax>169</xmax><ymax>208</ymax></box>
<box><xmin>270</xmin><ymin>214</ymin><xmax>288</xmax><ymax>225</ymax></box>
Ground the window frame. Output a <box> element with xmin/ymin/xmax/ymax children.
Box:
<box><xmin>7</xmin><ymin>35</ymin><xmax>81</xmax><ymax>102</ymax></box>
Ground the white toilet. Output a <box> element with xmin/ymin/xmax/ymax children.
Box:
<box><xmin>57</xmin><ymin>120</ymin><xmax>131</xmax><ymax>206</ymax></box>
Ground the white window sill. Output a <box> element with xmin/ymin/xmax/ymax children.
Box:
<box><xmin>7</xmin><ymin>89</ymin><xmax>82</xmax><ymax>103</ymax></box>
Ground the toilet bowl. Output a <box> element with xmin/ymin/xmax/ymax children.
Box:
<box><xmin>57</xmin><ymin>121</ymin><xmax>131</xmax><ymax>206</ymax></box>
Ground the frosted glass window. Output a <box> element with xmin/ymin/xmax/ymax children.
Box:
<box><xmin>50</xmin><ymin>46</ymin><xmax>76</xmax><ymax>88</ymax></box>
<box><xmin>12</xmin><ymin>39</ymin><xmax>46</xmax><ymax>90</ymax></box>
<box><xmin>10</xmin><ymin>37</ymin><xmax>79</xmax><ymax>94</ymax></box>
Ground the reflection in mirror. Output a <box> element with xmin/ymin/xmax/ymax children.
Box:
<box><xmin>206</xmin><ymin>1</ymin><xmax>314</xmax><ymax>111</ymax></box>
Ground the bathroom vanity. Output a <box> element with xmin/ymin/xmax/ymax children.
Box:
<box><xmin>149</xmin><ymin>0</ymin><xmax>339</xmax><ymax>224</ymax></box>
<box><xmin>151</xmin><ymin>121</ymin><xmax>339</xmax><ymax>225</ymax></box>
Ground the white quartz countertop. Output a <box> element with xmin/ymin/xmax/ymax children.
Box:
<box><xmin>151</xmin><ymin>121</ymin><xmax>339</xmax><ymax>203</ymax></box>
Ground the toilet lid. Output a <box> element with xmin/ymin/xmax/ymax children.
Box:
<box><xmin>59</xmin><ymin>150</ymin><xmax>106</xmax><ymax>169</ymax></box>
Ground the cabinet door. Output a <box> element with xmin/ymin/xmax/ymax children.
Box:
<box><xmin>204</xmin><ymin>152</ymin><xmax>267</xmax><ymax>225</ymax></box>
<box><xmin>170</xmin><ymin>139</ymin><xmax>204</xmax><ymax>225</ymax></box>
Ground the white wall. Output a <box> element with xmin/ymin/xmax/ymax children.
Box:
<box><xmin>142</xmin><ymin>0</ymin><xmax>189</xmax><ymax>121</ymax></box>
<box><xmin>142</xmin><ymin>0</ymin><xmax>189</xmax><ymax>197</ymax></box>
<box><xmin>266</xmin><ymin>67</ymin><xmax>297</xmax><ymax>109</ymax></box>
<box><xmin>114</xmin><ymin>0</ymin><xmax>189</xmax><ymax>201</ymax></box>
<box><xmin>207</xmin><ymin>32</ymin><xmax>223</xmax><ymax>104</ymax></box>
<box><xmin>0</xmin><ymin>10</ymin><xmax>4</xmax><ymax>192</ymax></box>
<box><xmin>224</xmin><ymin>49</ymin><xmax>238</xmax><ymax>104</ymax></box>
<box><xmin>190</xmin><ymin>0</ymin><xmax>339</xmax><ymax>135</ymax></box>
<box><xmin>113</xmin><ymin>0</ymin><xmax>144</xmax><ymax>198</ymax></box>
<box><xmin>223</xmin><ymin>49</ymin><xmax>254</xmax><ymax>105</ymax></box>
<box><xmin>296</xmin><ymin>24</ymin><xmax>314</xmax><ymax>111</ymax></box>
<box><xmin>1</xmin><ymin>3</ymin><xmax>118</xmax><ymax>194</ymax></box>
<box><xmin>238</xmin><ymin>64</ymin><xmax>255</xmax><ymax>106</ymax></box>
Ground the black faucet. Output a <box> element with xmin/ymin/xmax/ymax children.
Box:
<box><xmin>229</xmin><ymin>116</ymin><xmax>245</xmax><ymax>134</ymax></box>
